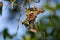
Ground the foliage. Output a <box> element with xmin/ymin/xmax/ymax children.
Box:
<box><xmin>23</xmin><ymin>0</ymin><xmax>60</xmax><ymax>40</ymax></box>
<box><xmin>56</xmin><ymin>4</ymin><xmax>60</xmax><ymax>9</ymax></box>
<box><xmin>3</xmin><ymin>29</ymin><xmax>16</xmax><ymax>39</ymax></box>
<box><xmin>24</xmin><ymin>15</ymin><xmax>60</xmax><ymax>40</ymax></box>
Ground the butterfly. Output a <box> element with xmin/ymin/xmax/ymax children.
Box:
<box><xmin>26</xmin><ymin>7</ymin><xmax>44</xmax><ymax>21</ymax></box>
<box><xmin>22</xmin><ymin>7</ymin><xmax>45</xmax><ymax>33</ymax></box>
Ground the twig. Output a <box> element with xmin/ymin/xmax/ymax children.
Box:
<box><xmin>16</xmin><ymin>1</ymin><xmax>25</xmax><ymax>34</ymax></box>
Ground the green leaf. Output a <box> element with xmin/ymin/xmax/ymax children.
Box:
<box><xmin>3</xmin><ymin>29</ymin><xmax>13</xmax><ymax>39</ymax></box>
<box><xmin>56</xmin><ymin>4</ymin><xmax>60</xmax><ymax>9</ymax></box>
<box><xmin>44</xmin><ymin>5</ymin><xmax>54</xmax><ymax>11</ymax></box>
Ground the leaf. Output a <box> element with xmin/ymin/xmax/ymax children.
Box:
<box><xmin>44</xmin><ymin>5</ymin><xmax>54</xmax><ymax>11</ymax></box>
<box><xmin>56</xmin><ymin>4</ymin><xmax>60</xmax><ymax>9</ymax></box>
<box><xmin>3</xmin><ymin>29</ymin><xmax>13</xmax><ymax>39</ymax></box>
<box><xmin>24</xmin><ymin>34</ymin><xmax>31</xmax><ymax>40</ymax></box>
